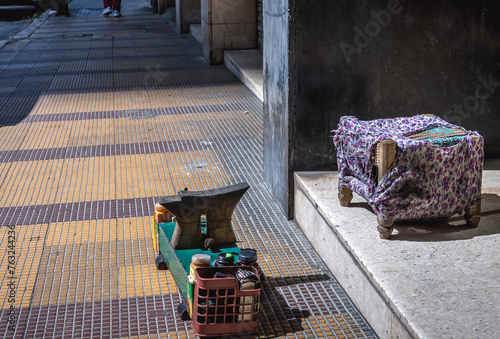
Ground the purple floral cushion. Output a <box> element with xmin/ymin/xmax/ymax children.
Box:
<box><xmin>332</xmin><ymin>115</ymin><xmax>484</xmax><ymax>221</ymax></box>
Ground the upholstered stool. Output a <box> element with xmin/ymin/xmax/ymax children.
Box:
<box><xmin>332</xmin><ymin>114</ymin><xmax>484</xmax><ymax>239</ymax></box>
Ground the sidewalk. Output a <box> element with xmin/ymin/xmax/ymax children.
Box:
<box><xmin>0</xmin><ymin>1</ymin><xmax>376</xmax><ymax>338</ymax></box>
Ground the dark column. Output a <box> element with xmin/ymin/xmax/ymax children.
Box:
<box><xmin>175</xmin><ymin>0</ymin><xmax>201</xmax><ymax>33</ymax></box>
<box><xmin>156</xmin><ymin>0</ymin><xmax>175</xmax><ymax>14</ymax></box>
<box><xmin>201</xmin><ymin>0</ymin><xmax>257</xmax><ymax>65</ymax></box>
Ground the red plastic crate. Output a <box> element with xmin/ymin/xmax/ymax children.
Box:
<box><xmin>192</xmin><ymin>266</ymin><xmax>261</xmax><ymax>337</ymax></box>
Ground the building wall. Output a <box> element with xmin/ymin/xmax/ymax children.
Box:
<box><xmin>257</xmin><ymin>0</ymin><xmax>263</xmax><ymax>49</ymax></box>
<box><xmin>264</xmin><ymin>0</ymin><xmax>500</xmax><ymax>218</ymax></box>
<box><xmin>293</xmin><ymin>0</ymin><xmax>500</xmax><ymax>170</ymax></box>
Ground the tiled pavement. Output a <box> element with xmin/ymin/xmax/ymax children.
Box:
<box><xmin>0</xmin><ymin>1</ymin><xmax>377</xmax><ymax>338</ymax></box>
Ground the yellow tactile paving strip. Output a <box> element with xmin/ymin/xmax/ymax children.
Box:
<box><xmin>0</xmin><ymin>151</ymin><xmax>226</xmax><ymax>207</ymax></box>
<box><xmin>0</xmin><ymin>109</ymin><xmax>249</xmax><ymax>153</ymax></box>
<box><xmin>25</xmin><ymin>217</ymin><xmax>178</xmax><ymax>307</ymax></box>
<box><xmin>28</xmin><ymin>88</ymin><xmax>242</xmax><ymax>116</ymax></box>
<box><xmin>0</xmin><ymin>159</ymin><xmax>68</xmax><ymax>206</ymax></box>
<box><xmin>0</xmin><ymin>120</ymin><xmax>112</xmax><ymax>150</ymax></box>
<box><xmin>122</xmin><ymin>331</ymin><xmax>196</xmax><ymax>339</ymax></box>
<box><xmin>0</xmin><ymin>224</ymin><xmax>47</xmax><ymax>309</ymax></box>
<box><xmin>0</xmin><ymin>4</ymin><xmax>376</xmax><ymax>339</ymax></box>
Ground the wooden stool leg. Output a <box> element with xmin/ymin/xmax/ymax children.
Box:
<box><xmin>464</xmin><ymin>201</ymin><xmax>481</xmax><ymax>228</ymax></box>
<box><xmin>375</xmin><ymin>139</ymin><xmax>396</xmax><ymax>239</ymax></box>
<box><xmin>338</xmin><ymin>184</ymin><xmax>353</xmax><ymax>207</ymax></box>
<box><xmin>377</xmin><ymin>214</ymin><xmax>394</xmax><ymax>239</ymax></box>
<box><xmin>376</xmin><ymin>140</ymin><xmax>396</xmax><ymax>183</ymax></box>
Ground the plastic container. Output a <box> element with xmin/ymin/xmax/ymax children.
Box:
<box><xmin>188</xmin><ymin>254</ymin><xmax>212</xmax><ymax>318</ymax></box>
<box><xmin>214</xmin><ymin>252</ymin><xmax>235</xmax><ymax>267</ymax></box>
<box><xmin>236</xmin><ymin>249</ymin><xmax>260</xmax><ymax>277</ymax></box>
<box><xmin>190</xmin><ymin>254</ymin><xmax>211</xmax><ymax>280</ymax></box>
<box><xmin>192</xmin><ymin>266</ymin><xmax>261</xmax><ymax>337</ymax></box>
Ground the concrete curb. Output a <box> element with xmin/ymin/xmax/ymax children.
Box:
<box><xmin>0</xmin><ymin>10</ymin><xmax>50</xmax><ymax>49</ymax></box>
<box><xmin>294</xmin><ymin>166</ymin><xmax>500</xmax><ymax>339</ymax></box>
<box><xmin>224</xmin><ymin>49</ymin><xmax>264</xmax><ymax>102</ymax></box>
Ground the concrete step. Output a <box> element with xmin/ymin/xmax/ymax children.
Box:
<box><xmin>189</xmin><ymin>23</ymin><xmax>202</xmax><ymax>43</ymax></box>
<box><xmin>224</xmin><ymin>49</ymin><xmax>263</xmax><ymax>102</ymax></box>
<box><xmin>294</xmin><ymin>159</ymin><xmax>500</xmax><ymax>339</ymax></box>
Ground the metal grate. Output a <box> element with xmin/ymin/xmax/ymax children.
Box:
<box><xmin>0</xmin><ymin>2</ymin><xmax>377</xmax><ymax>338</ymax></box>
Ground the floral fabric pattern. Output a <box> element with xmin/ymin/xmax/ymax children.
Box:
<box><xmin>332</xmin><ymin>115</ymin><xmax>484</xmax><ymax>221</ymax></box>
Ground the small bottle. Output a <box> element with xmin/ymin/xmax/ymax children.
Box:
<box><xmin>235</xmin><ymin>268</ymin><xmax>260</xmax><ymax>322</ymax></box>
<box><xmin>154</xmin><ymin>203</ymin><xmax>172</xmax><ymax>223</ymax></box>
<box><xmin>237</xmin><ymin>249</ymin><xmax>260</xmax><ymax>277</ymax></box>
<box><xmin>236</xmin><ymin>249</ymin><xmax>257</xmax><ymax>265</ymax></box>
<box><xmin>214</xmin><ymin>253</ymin><xmax>235</xmax><ymax>267</ymax></box>
<box><xmin>188</xmin><ymin>254</ymin><xmax>210</xmax><ymax>319</ymax></box>
<box><xmin>190</xmin><ymin>254</ymin><xmax>211</xmax><ymax>281</ymax></box>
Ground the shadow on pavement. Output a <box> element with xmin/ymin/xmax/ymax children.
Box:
<box><xmin>391</xmin><ymin>193</ymin><xmax>500</xmax><ymax>241</ymax></box>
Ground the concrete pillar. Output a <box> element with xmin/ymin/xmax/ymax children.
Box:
<box><xmin>201</xmin><ymin>0</ymin><xmax>257</xmax><ymax>65</ymax></box>
<box><xmin>264</xmin><ymin>0</ymin><xmax>500</xmax><ymax>219</ymax></box>
<box><xmin>176</xmin><ymin>0</ymin><xmax>201</xmax><ymax>33</ymax></box>
<box><xmin>263</xmin><ymin>0</ymin><xmax>292</xmax><ymax>218</ymax></box>
<box><xmin>157</xmin><ymin>0</ymin><xmax>175</xmax><ymax>14</ymax></box>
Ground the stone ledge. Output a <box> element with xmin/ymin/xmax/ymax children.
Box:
<box><xmin>0</xmin><ymin>10</ymin><xmax>50</xmax><ymax>50</ymax></box>
<box><xmin>189</xmin><ymin>23</ymin><xmax>202</xmax><ymax>43</ymax></box>
<box><xmin>224</xmin><ymin>49</ymin><xmax>263</xmax><ymax>102</ymax></box>
<box><xmin>294</xmin><ymin>162</ymin><xmax>500</xmax><ymax>338</ymax></box>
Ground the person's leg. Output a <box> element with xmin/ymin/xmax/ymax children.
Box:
<box><xmin>112</xmin><ymin>0</ymin><xmax>122</xmax><ymax>16</ymax></box>
<box><xmin>61</xmin><ymin>0</ymin><xmax>69</xmax><ymax>17</ymax></box>
<box><xmin>49</xmin><ymin>0</ymin><xmax>59</xmax><ymax>16</ymax></box>
<box><xmin>103</xmin><ymin>0</ymin><xmax>113</xmax><ymax>15</ymax></box>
